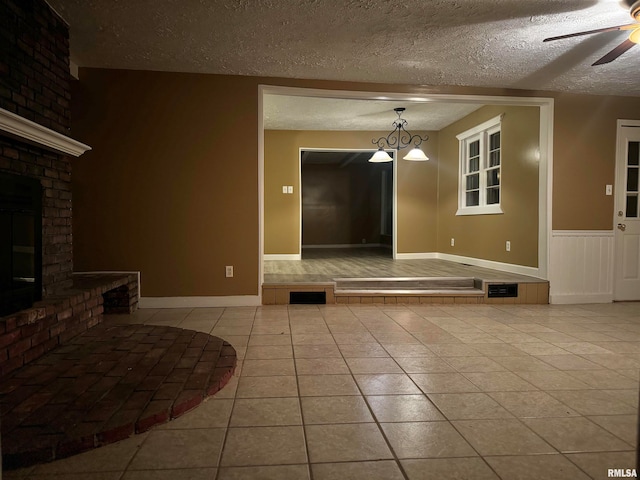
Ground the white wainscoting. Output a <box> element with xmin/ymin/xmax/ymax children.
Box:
<box><xmin>549</xmin><ymin>230</ymin><xmax>614</xmax><ymax>304</ymax></box>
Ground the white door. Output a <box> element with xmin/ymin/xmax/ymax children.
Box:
<box><xmin>614</xmin><ymin>120</ymin><xmax>640</xmax><ymax>301</ymax></box>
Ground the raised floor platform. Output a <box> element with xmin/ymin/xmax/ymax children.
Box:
<box><xmin>263</xmin><ymin>277</ymin><xmax>549</xmax><ymax>305</ymax></box>
<box><xmin>263</xmin><ymin>250</ymin><xmax>549</xmax><ymax>305</ymax></box>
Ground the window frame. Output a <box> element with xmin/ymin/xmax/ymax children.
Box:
<box><xmin>456</xmin><ymin>114</ymin><xmax>504</xmax><ymax>216</ymax></box>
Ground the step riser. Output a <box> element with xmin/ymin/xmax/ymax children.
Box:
<box><xmin>334</xmin><ymin>277</ymin><xmax>481</xmax><ymax>293</ymax></box>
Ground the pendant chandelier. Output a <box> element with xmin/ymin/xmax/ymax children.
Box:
<box><xmin>369</xmin><ymin>107</ymin><xmax>429</xmax><ymax>163</ymax></box>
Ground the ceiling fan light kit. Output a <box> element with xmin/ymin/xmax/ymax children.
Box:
<box><xmin>369</xmin><ymin>108</ymin><xmax>429</xmax><ymax>163</ymax></box>
<box><xmin>544</xmin><ymin>0</ymin><xmax>640</xmax><ymax>65</ymax></box>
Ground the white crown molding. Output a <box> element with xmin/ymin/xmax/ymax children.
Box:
<box><xmin>0</xmin><ymin>107</ymin><xmax>91</xmax><ymax>157</ymax></box>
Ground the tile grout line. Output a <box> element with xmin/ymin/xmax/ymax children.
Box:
<box><xmin>354</xmin><ymin>304</ymin><xmax>507</xmax><ymax>479</ymax></box>
<box><xmin>290</xmin><ymin>304</ymin><xmax>316</xmax><ymax>480</ymax></box>
<box><xmin>337</xmin><ymin>304</ymin><xmax>412</xmax><ymax>480</ymax></box>
<box><xmin>213</xmin><ymin>305</ymin><xmax>249</xmax><ymax>480</ymax></box>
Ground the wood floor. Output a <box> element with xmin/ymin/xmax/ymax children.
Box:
<box><xmin>264</xmin><ymin>247</ymin><xmax>544</xmax><ymax>284</ymax></box>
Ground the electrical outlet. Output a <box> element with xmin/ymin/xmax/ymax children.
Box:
<box><xmin>506</xmin><ymin>241</ymin><xmax>511</xmax><ymax>252</ymax></box>
<box><xmin>450</xmin><ymin>238</ymin><xmax>455</xmax><ymax>247</ymax></box>
<box><xmin>225</xmin><ymin>265</ymin><xmax>233</xmax><ymax>278</ymax></box>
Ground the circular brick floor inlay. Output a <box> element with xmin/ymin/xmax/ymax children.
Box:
<box><xmin>0</xmin><ymin>323</ymin><xmax>237</xmax><ymax>470</ymax></box>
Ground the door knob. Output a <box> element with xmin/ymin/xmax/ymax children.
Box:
<box><xmin>618</xmin><ymin>223</ymin><xmax>626</xmax><ymax>231</ymax></box>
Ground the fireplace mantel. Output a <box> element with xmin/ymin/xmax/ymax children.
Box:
<box><xmin>0</xmin><ymin>107</ymin><xmax>91</xmax><ymax>157</ymax></box>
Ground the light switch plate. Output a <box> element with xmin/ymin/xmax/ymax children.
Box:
<box><xmin>287</xmin><ymin>186</ymin><xmax>293</xmax><ymax>194</ymax></box>
<box><xmin>606</xmin><ymin>184</ymin><xmax>613</xmax><ymax>196</ymax></box>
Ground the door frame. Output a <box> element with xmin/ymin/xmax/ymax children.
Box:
<box><xmin>613</xmin><ymin>118</ymin><xmax>640</xmax><ymax>301</ymax></box>
<box><xmin>258</xmin><ymin>85</ymin><xmax>554</xmax><ymax>291</ymax></box>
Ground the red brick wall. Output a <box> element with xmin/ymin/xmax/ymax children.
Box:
<box><xmin>0</xmin><ymin>0</ymin><xmax>71</xmax><ymax>134</ymax></box>
<box><xmin>0</xmin><ymin>0</ymin><xmax>73</xmax><ymax>295</ymax></box>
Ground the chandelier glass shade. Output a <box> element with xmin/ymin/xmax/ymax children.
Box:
<box><xmin>369</xmin><ymin>107</ymin><xmax>429</xmax><ymax>163</ymax></box>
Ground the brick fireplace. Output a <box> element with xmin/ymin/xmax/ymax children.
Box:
<box><xmin>0</xmin><ymin>0</ymin><xmax>139</xmax><ymax>375</ymax></box>
<box><xmin>0</xmin><ymin>0</ymin><xmax>76</xmax><ymax>301</ymax></box>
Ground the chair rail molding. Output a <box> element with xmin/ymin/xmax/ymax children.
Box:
<box><xmin>549</xmin><ymin>230</ymin><xmax>614</xmax><ymax>304</ymax></box>
<box><xmin>0</xmin><ymin>107</ymin><xmax>91</xmax><ymax>157</ymax></box>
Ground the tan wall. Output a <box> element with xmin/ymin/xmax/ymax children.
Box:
<box><xmin>71</xmin><ymin>68</ymin><xmax>640</xmax><ymax>296</ymax></box>
<box><xmin>552</xmin><ymin>94</ymin><xmax>640</xmax><ymax>230</ymax></box>
<box><xmin>72</xmin><ymin>70</ymin><xmax>259</xmax><ymax>297</ymax></box>
<box><xmin>437</xmin><ymin>105</ymin><xmax>540</xmax><ymax>267</ymax></box>
<box><xmin>265</xmin><ymin>130</ymin><xmax>438</xmax><ymax>255</ymax></box>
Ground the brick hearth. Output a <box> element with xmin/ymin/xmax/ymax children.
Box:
<box><xmin>0</xmin><ymin>273</ymin><xmax>139</xmax><ymax>376</ymax></box>
<box><xmin>0</xmin><ymin>322</ymin><xmax>237</xmax><ymax>470</ymax></box>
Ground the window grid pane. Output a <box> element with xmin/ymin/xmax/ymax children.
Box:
<box><xmin>487</xmin><ymin>187</ymin><xmax>500</xmax><ymax>205</ymax></box>
<box><xmin>469</xmin><ymin>157</ymin><xmax>479</xmax><ymax>173</ymax></box>
<box><xmin>489</xmin><ymin>131</ymin><xmax>500</xmax><ymax>151</ymax></box>
<box><xmin>469</xmin><ymin>140</ymin><xmax>480</xmax><ymax>158</ymax></box>
<box><xmin>629</xmin><ymin>141</ymin><xmax>639</xmax><ymax>167</ymax></box>
<box><xmin>458</xmin><ymin>122</ymin><xmax>501</xmax><ymax>212</ymax></box>
<box><xmin>489</xmin><ymin>150</ymin><xmax>500</xmax><ymax>168</ymax></box>
<box><xmin>627</xmin><ymin>194</ymin><xmax>638</xmax><ymax>218</ymax></box>
<box><xmin>489</xmin><ymin>132</ymin><xmax>500</xmax><ymax>168</ymax></box>
<box><xmin>466</xmin><ymin>173</ymin><xmax>479</xmax><ymax>190</ymax></box>
<box><xmin>627</xmin><ymin>166</ymin><xmax>639</xmax><ymax>193</ymax></box>
<box><xmin>486</xmin><ymin>168</ymin><xmax>500</xmax><ymax>187</ymax></box>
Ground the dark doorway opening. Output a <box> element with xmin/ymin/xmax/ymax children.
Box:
<box><xmin>301</xmin><ymin>150</ymin><xmax>393</xmax><ymax>257</ymax></box>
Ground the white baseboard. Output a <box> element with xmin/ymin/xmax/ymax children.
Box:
<box><xmin>549</xmin><ymin>293</ymin><xmax>613</xmax><ymax>305</ymax></box>
<box><xmin>437</xmin><ymin>253</ymin><xmax>540</xmax><ymax>278</ymax></box>
<box><xmin>395</xmin><ymin>252</ymin><xmax>438</xmax><ymax>260</ymax></box>
<box><xmin>303</xmin><ymin>244</ymin><xmax>384</xmax><ymax>249</ymax></box>
<box><xmin>139</xmin><ymin>295</ymin><xmax>262</xmax><ymax>308</ymax></box>
<box><xmin>394</xmin><ymin>253</ymin><xmax>540</xmax><ymax>278</ymax></box>
<box><xmin>264</xmin><ymin>254</ymin><xmax>301</xmax><ymax>261</ymax></box>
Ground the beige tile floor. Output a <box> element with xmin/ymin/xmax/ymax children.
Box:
<box><xmin>6</xmin><ymin>302</ymin><xmax>640</xmax><ymax>480</ymax></box>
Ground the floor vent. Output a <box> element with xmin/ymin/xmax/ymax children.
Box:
<box><xmin>487</xmin><ymin>283</ymin><xmax>518</xmax><ymax>298</ymax></box>
<box><xmin>290</xmin><ymin>291</ymin><xmax>326</xmax><ymax>304</ymax></box>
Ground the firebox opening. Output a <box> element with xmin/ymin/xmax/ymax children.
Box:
<box><xmin>0</xmin><ymin>171</ymin><xmax>42</xmax><ymax>317</ymax></box>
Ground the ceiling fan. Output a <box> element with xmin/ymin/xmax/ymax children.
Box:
<box><xmin>543</xmin><ymin>0</ymin><xmax>640</xmax><ymax>65</ymax></box>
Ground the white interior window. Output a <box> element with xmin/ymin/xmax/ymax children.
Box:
<box><xmin>456</xmin><ymin>115</ymin><xmax>503</xmax><ymax>215</ymax></box>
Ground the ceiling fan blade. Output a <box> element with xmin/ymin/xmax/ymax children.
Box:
<box><xmin>543</xmin><ymin>23</ymin><xmax>637</xmax><ymax>42</ymax></box>
<box><xmin>592</xmin><ymin>38</ymin><xmax>636</xmax><ymax>65</ymax></box>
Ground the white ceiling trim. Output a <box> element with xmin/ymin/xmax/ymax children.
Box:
<box><xmin>261</xmin><ymin>86</ymin><xmax>556</xmax><ymax>131</ymax></box>
<box><xmin>260</xmin><ymin>85</ymin><xmax>556</xmax><ymax>105</ymax></box>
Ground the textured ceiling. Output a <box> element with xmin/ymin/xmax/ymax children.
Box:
<box><xmin>48</xmin><ymin>0</ymin><xmax>640</xmax><ymax>97</ymax></box>
<box><xmin>263</xmin><ymin>96</ymin><xmax>482</xmax><ymax>130</ymax></box>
